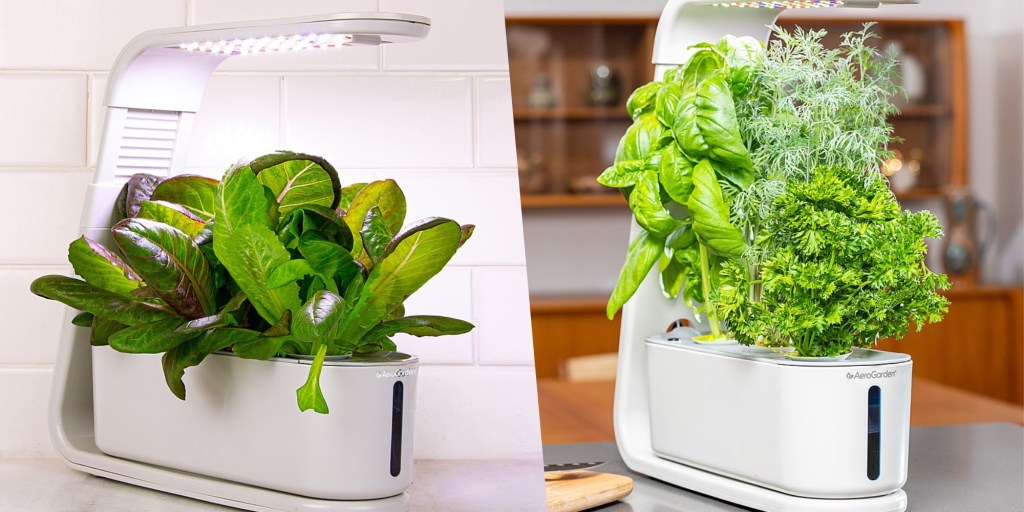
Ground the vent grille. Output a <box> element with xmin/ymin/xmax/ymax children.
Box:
<box><xmin>114</xmin><ymin>109</ymin><xmax>180</xmax><ymax>177</ymax></box>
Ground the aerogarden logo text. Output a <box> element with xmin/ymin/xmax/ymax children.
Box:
<box><xmin>846</xmin><ymin>369</ymin><xmax>897</xmax><ymax>380</ymax></box>
<box><xmin>376</xmin><ymin>368</ymin><xmax>417</xmax><ymax>379</ymax></box>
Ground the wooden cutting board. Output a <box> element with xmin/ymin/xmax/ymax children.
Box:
<box><xmin>545</xmin><ymin>471</ymin><xmax>634</xmax><ymax>512</ymax></box>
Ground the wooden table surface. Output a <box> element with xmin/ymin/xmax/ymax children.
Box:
<box><xmin>537</xmin><ymin>377</ymin><xmax>1024</xmax><ymax>445</ymax></box>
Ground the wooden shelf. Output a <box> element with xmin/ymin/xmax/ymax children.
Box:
<box><xmin>513</xmin><ymin>107</ymin><xmax>630</xmax><ymax>122</ymax></box>
<box><xmin>893</xmin><ymin>187</ymin><xmax>946</xmax><ymax>201</ymax></box>
<box><xmin>521</xmin><ymin>193</ymin><xmax>626</xmax><ymax>209</ymax></box>
<box><xmin>893</xmin><ymin>104</ymin><xmax>952</xmax><ymax>118</ymax></box>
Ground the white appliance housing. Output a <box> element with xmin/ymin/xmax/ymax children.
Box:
<box><xmin>93</xmin><ymin>348</ymin><xmax>419</xmax><ymax>500</ymax></box>
<box><xmin>49</xmin><ymin>12</ymin><xmax>431</xmax><ymax>512</ymax></box>
<box><xmin>646</xmin><ymin>333</ymin><xmax>911</xmax><ymax>499</ymax></box>
<box><xmin>614</xmin><ymin>1</ymin><xmax>920</xmax><ymax>511</ymax></box>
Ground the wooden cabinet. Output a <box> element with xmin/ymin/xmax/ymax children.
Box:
<box><xmin>531</xmin><ymin>287</ymin><xmax>1024</xmax><ymax>405</ymax></box>
<box><xmin>517</xmin><ymin>18</ymin><xmax>1020</xmax><ymax>405</ymax></box>
<box><xmin>507</xmin><ymin>17</ymin><xmax>967</xmax><ymax>207</ymax></box>
<box><xmin>507</xmin><ymin>18</ymin><xmax>654</xmax><ymax>208</ymax></box>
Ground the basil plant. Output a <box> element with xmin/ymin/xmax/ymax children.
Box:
<box><xmin>32</xmin><ymin>152</ymin><xmax>474</xmax><ymax>413</ymax></box>
<box><xmin>599</xmin><ymin>35</ymin><xmax>761</xmax><ymax>341</ymax></box>
<box><xmin>601</xmin><ymin>26</ymin><xmax>949</xmax><ymax>357</ymax></box>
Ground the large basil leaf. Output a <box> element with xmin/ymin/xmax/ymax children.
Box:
<box><xmin>626</xmin><ymin>81</ymin><xmax>661</xmax><ymax>120</ymax></box>
<box><xmin>68</xmin><ymin>236</ymin><xmax>142</xmax><ymax>296</ymax></box>
<box><xmin>674</xmin><ymin>72</ymin><xmax>753</xmax><ymax>188</ymax></box>
<box><xmin>336</xmin><ymin>218</ymin><xmax>461</xmax><ymax>343</ymax></box>
<box><xmin>687</xmin><ymin>160</ymin><xmax>747</xmax><ymax>259</ymax></box>
<box><xmin>112</xmin><ymin>217</ymin><xmax>216</xmax><ymax>319</ymax></box>
<box><xmin>659</xmin><ymin>148</ymin><xmax>696</xmax><ymax>205</ymax></box>
<box><xmin>682</xmin><ymin>44</ymin><xmax>726</xmax><ymax>83</ymax></box>
<box><xmin>162</xmin><ymin>328</ymin><xmax>260</xmax><ymax>400</ymax></box>
<box><xmin>717</xmin><ymin>35</ymin><xmax>763</xmax><ymax>97</ymax></box>
<box><xmin>30</xmin><ymin>275</ymin><xmax>175</xmax><ymax>326</ymax></box>
<box><xmin>606</xmin><ymin>230</ymin><xmax>663</xmax><ymax>319</ymax></box>
<box><xmin>629</xmin><ymin>170</ymin><xmax>680</xmax><ymax>239</ymax></box>
<box><xmin>597</xmin><ymin>160</ymin><xmax>646</xmax><ymax>189</ymax></box>
<box><xmin>292</xmin><ymin>290</ymin><xmax>344</xmax><ymax>345</ymax></box>
<box><xmin>253</xmin><ymin>154</ymin><xmax>340</xmax><ymax>215</ymax></box>
<box><xmin>660</xmin><ymin>252</ymin><xmax>685</xmax><ymax>299</ymax></box>
<box><xmin>116</xmin><ymin>174</ymin><xmax>162</xmax><ymax>219</ymax></box>
<box><xmin>150</xmin><ymin>175</ymin><xmax>219</xmax><ymax>221</ymax></box>
<box><xmin>136</xmin><ymin>200</ymin><xmax>207</xmax><ymax>239</ymax></box>
<box><xmin>108</xmin><ymin>317</ymin><xmax>200</xmax><ymax>354</ymax></box>
<box><xmin>655</xmin><ymin>82</ymin><xmax>682</xmax><ymax>127</ymax></box>
<box><xmin>363</xmin><ymin>315</ymin><xmax>473</xmax><ymax>341</ymax></box>
<box><xmin>213</xmin><ymin>166</ymin><xmax>300</xmax><ymax>324</ymax></box>
<box><xmin>251</xmin><ymin>151</ymin><xmax>341</xmax><ymax>211</ymax></box>
<box><xmin>615</xmin><ymin>112</ymin><xmax>671</xmax><ymax>163</ymax></box>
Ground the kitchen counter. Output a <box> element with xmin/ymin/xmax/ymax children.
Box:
<box><xmin>0</xmin><ymin>458</ymin><xmax>545</xmax><ymax>512</ymax></box>
<box><xmin>544</xmin><ymin>423</ymin><xmax>1024</xmax><ymax>512</ymax></box>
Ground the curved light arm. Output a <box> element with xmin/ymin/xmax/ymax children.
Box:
<box><xmin>86</xmin><ymin>12</ymin><xmax>429</xmax><ymax>230</ymax></box>
<box><xmin>651</xmin><ymin>0</ymin><xmax>920</xmax><ymax>78</ymax></box>
<box><xmin>107</xmin><ymin>13</ymin><xmax>429</xmax><ymax>112</ymax></box>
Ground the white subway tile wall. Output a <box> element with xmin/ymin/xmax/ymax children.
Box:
<box><xmin>0</xmin><ymin>0</ymin><xmax>538</xmax><ymax>462</ymax></box>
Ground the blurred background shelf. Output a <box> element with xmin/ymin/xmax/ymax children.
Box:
<box><xmin>513</xmin><ymin>16</ymin><xmax>1022</xmax><ymax>413</ymax></box>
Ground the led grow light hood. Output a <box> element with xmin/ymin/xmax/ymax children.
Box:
<box><xmin>51</xmin><ymin>12</ymin><xmax>428</xmax><ymax>512</ymax></box>
<box><xmin>614</xmin><ymin>1</ymin><xmax>919</xmax><ymax>512</ymax></box>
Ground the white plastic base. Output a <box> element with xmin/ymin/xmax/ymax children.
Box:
<box><xmin>92</xmin><ymin>347</ymin><xmax>418</xmax><ymax>500</ymax></box>
<box><xmin>646</xmin><ymin>335</ymin><xmax>911</xmax><ymax>499</ymax></box>
<box><xmin>627</xmin><ymin>453</ymin><xmax>907</xmax><ymax>512</ymax></box>
<box><xmin>50</xmin><ymin>314</ymin><xmax>412</xmax><ymax>512</ymax></box>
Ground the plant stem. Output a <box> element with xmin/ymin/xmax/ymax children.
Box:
<box><xmin>698</xmin><ymin>243</ymin><xmax>723</xmax><ymax>339</ymax></box>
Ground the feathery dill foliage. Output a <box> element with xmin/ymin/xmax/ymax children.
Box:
<box><xmin>733</xmin><ymin>23</ymin><xmax>902</xmax><ymax>248</ymax></box>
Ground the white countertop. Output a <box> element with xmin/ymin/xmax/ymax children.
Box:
<box><xmin>0</xmin><ymin>458</ymin><xmax>546</xmax><ymax>512</ymax></box>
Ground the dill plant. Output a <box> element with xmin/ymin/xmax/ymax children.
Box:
<box><xmin>717</xmin><ymin>24</ymin><xmax>949</xmax><ymax>356</ymax></box>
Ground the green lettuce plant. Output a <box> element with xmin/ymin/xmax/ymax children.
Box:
<box><xmin>601</xmin><ymin>24</ymin><xmax>949</xmax><ymax>356</ymax></box>
<box><xmin>31</xmin><ymin>151</ymin><xmax>474</xmax><ymax>413</ymax></box>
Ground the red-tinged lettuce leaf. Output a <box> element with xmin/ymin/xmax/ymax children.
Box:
<box><xmin>251</xmin><ymin>151</ymin><xmax>341</xmax><ymax>213</ymax></box>
<box><xmin>343</xmin><ymin>180</ymin><xmax>407</xmax><ymax>262</ymax></box>
<box><xmin>292</xmin><ymin>290</ymin><xmax>344</xmax><ymax>345</ymax></box>
<box><xmin>336</xmin><ymin>218</ymin><xmax>462</xmax><ymax>343</ymax></box>
<box><xmin>298</xmin><ymin>232</ymin><xmax>361</xmax><ymax>287</ymax></box>
<box><xmin>115</xmin><ymin>174</ymin><xmax>163</xmax><ymax>219</ymax></box>
<box><xmin>459</xmin><ymin>224</ymin><xmax>474</xmax><ymax>248</ymax></box>
<box><xmin>90</xmin><ymin>316</ymin><xmax>126</xmax><ymax>347</ymax></box>
<box><xmin>174</xmin><ymin>291</ymin><xmax>247</xmax><ymax>335</ymax></box>
<box><xmin>212</xmin><ymin>166</ymin><xmax>301</xmax><ymax>325</ymax></box>
<box><xmin>363</xmin><ymin>315</ymin><xmax>473</xmax><ymax>341</ymax></box>
<box><xmin>68</xmin><ymin>236</ymin><xmax>142</xmax><ymax>297</ymax></box>
<box><xmin>162</xmin><ymin>328</ymin><xmax>260</xmax><ymax>400</ymax></box>
<box><xmin>338</xmin><ymin>182</ymin><xmax>368</xmax><ymax>213</ymax></box>
<box><xmin>71</xmin><ymin>312</ymin><xmax>94</xmax><ymax>327</ymax></box>
<box><xmin>30</xmin><ymin>275</ymin><xmax>176</xmax><ymax>326</ymax></box>
<box><xmin>112</xmin><ymin>217</ymin><xmax>216</xmax><ymax>319</ymax></box>
<box><xmin>150</xmin><ymin>175</ymin><xmax>220</xmax><ymax>222</ymax></box>
<box><xmin>360</xmin><ymin>206</ymin><xmax>392</xmax><ymax>266</ymax></box>
<box><xmin>108</xmin><ymin>317</ymin><xmax>200</xmax><ymax>354</ymax></box>
<box><xmin>233</xmin><ymin>310</ymin><xmax>295</xmax><ymax>359</ymax></box>
<box><xmin>136</xmin><ymin>200</ymin><xmax>207</xmax><ymax>239</ymax></box>
<box><xmin>278</xmin><ymin>205</ymin><xmax>353</xmax><ymax>252</ymax></box>
<box><xmin>296</xmin><ymin>343</ymin><xmax>329</xmax><ymax>414</ymax></box>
